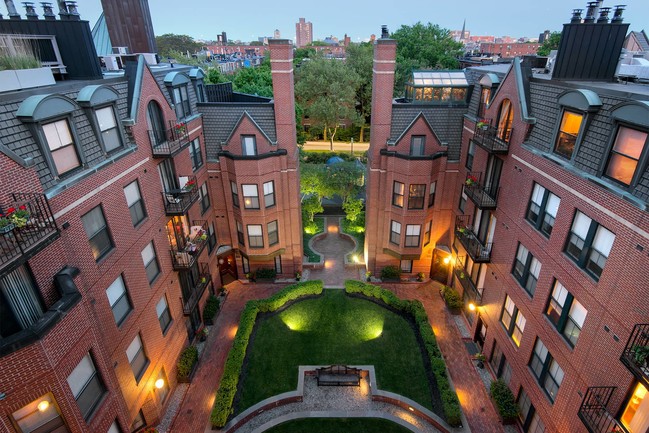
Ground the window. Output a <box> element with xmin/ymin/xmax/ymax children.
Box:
<box><xmin>621</xmin><ymin>382</ymin><xmax>648</xmax><ymax>433</ymax></box>
<box><xmin>604</xmin><ymin>126</ymin><xmax>648</xmax><ymax>186</ymax></box>
<box><xmin>43</xmin><ymin>118</ymin><xmax>80</xmax><ymax>175</ymax></box>
<box><xmin>199</xmin><ymin>182</ymin><xmax>210</xmax><ymax>213</ymax></box>
<box><xmin>554</xmin><ymin>111</ymin><xmax>583</xmax><ymax>159</ymax></box>
<box><xmin>527</xmin><ymin>413</ymin><xmax>547</xmax><ymax>433</ymax></box>
<box><xmin>105</xmin><ymin>275</ymin><xmax>131</xmax><ymax>325</ymax></box>
<box><xmin>242</xmin><ymin>255</ymin><xmax>250</xmax><ymax>274</ymax></box>
<box><xmin>247</xmin><ymin>225</ymin><xmax>263</xmax><ymax>248</ymax></box>
<box><xmin>242</xmin><ymin>184</ymin><xmax>259</xmax><ymax>209</ymax></box>
<box><xmin>459</xmin><ymin>187</ymin><xmax>467</xmax><ymax>213</ymax></box>
<box><xmin>545</xmin><ymin>280</ymin><xmax>587</xmax><ymax>347</ymax></box>
<box><xmin>410</xmin><ymin>136</ymin><xmax>425</xmax><ymax>156</ymax></box>
<box><xmin>173</xmin><ymin>85</ymin><xmax>191</xmax><ymax>119</ymax></box>
<box><xmin>478</xmin><ymin>87</ymin><xmax>490</xmax><ymax>118</ymax></box>
<box><xmin>526</xmin><ymin>183</ymin><xmax>560</xmax><ymax>237</ymax></box>
<box><xmin>400</xmin><ymin>260</ymin><xmax>412</xmax><ymax>273</ymax></box>
<box><xmin>0</xmin><ymin>265</ymin><xmax>44</xmax><ymax>338</ymax></box>
<box><xmin>242</xmin><ymin>135</ymin><xmax>257</xmax><ymax>156</ymax></box>
<box><xmin>263</xmin><ymin>181</ymin><xmax>275</xmax><ymax>208</ymax></box>
<box><xmin>196</xmin><ymin>82</ymin><xmax>206</xmax><ymax>103</ymax></box>
<box><xmin>274</xmin><ymin>255</ymin><xmax>282</xmax><ymax>274</ymax></box>
<box><xmin>124</xmin><ymin>180</ymin><xmax>146</xmax><ymax>226</ymax></box>
<box><xmin>12</xmin><ymin>394</ymin><xmax>67</xmax><ymax>433</ymax></box>
<box><xmin>231</xmin><ymin>181</ymin><xmax>239</xmax><ymax>207</ymax></box>
<box><xmin>189</xmin><ymin>138</ymin><xmax>203</xmax><ymax>171</ymax></box>
<box><xmin>529</xmin><ymin>338</ymin><xmax>563</xmax><ymax>402</ymax></box>
<box><xmin>207</xmin><ymin>222</ymin><xmax>217</xmax><ymax>254</ymax></box>
<box><xmin>512</xmin><ymin>243</ymin><xmax>541</xmax><ymax>297</ymax></box>
<box><xmin>496</xmin><ymin>99</ymin><xmax>514</xmax><ymax>142</ymax></box>
<box><xmin>67</xmin><ymin>354</ymin><xmax>106</xmax><ymax>420</ymax></box>
<box><xmin>408</xmin><ymin>184</ymin><xmax>426</xmax><ymax>209</ymax></box>
<box><xmin>501</xmin><ymin>295</ymin><xmax>525</xmax><ymax>347</ymax></box>
<box><xmin>108</xmin><ymin>421</ymin><xmax>122</xmax><ymax>433</ymax></box>
<box><xmin>156</xmin><ymin>296</ymin><xmax>172</xmax><ymax>334</ymax></box>
<box><xmin>490</xmin><ymin>341</ymin><xmax>505</xmax><ymax>374</ymax></box>
<box><xmin>268</xmin><ymin>220</ymin><xmax>279</xmax><ymax>246</ymax></box>
<box><xmin>126</xmin><ymin>334</ymin><xmax>149</xmax><ymax>382</ymax></box>
<box><xmin>82</xmin><ymin>206</ymin><xmax>114</xmax><ymax>261</ymax></box>
<box><xmin>96</xmin><ymin>106</ymin><xmax>122</xmax><ymax>152</ymax></box>
<box><xmin>565</xmin><ymin>211</ymin><xmax>615</xmax><ymax>280</ymax></box>
<box><xmin>392</xmin><ymin>181</ymin><xmax>404</xmax><ymax>207</ymax></box>
<box><xmin>518</xmin><ymin>388</ymin><xmax>546</xmax><ymax>433</ymax></box>
<box><xmin>405</xmin><ymin>225</ymin><xmax>421</xmax><ymax>247</ymax></box>
<box><xmin>390</xmin><ymin>220</ymin><xmax>401</xmax><ymax>245</ymax></box>
<box><xmin>466</xmin><ymin>141</ymin><xmax>476</xmax><ymax>170</ymax></box>
<box><xmin>428</xmin><ymin>182</ymin><xmax>436</xmax><ymax>208</ymax></box>
<box><xmin>424</xmin><ymin>220</ymin><xmax>432</xmax><ymax>246</ymax></box>
<box><xmin>141</xmin><ymin>242</ymin><xmax>160</xmax><ymax>284</ymax></box>
<box><xmin>131</xmin><ymin>410</ymin><xmax>145</xmax><ymax>432</ymax></box>
<box><xmin>236</xmin><ymin>221</ymin><xmax>245</xmax><ymax>246</ymax></box>
<box><xmin>147</xmin><ymin>101</ymin><xmax>166</xmax><ymax>147</ymax></box>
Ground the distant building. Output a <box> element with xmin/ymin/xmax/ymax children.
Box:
<box><xmin>624</xmin><ymin>30</ymin><xmax>649</xmax><ymax>52</ymax></box>
<box><xmin>100</xmin><ymin>0</ymin><xmax>156</xmax><ymax>53</ymax></box>
<box><xmin>217</xmin><ymin>31</ymin><xmax>228</xmax><ymax>45</ymax></box>
<box><xmin>539</xmin><ymin>30</ymin><xmax>551</xmax><ymax>43</ymax></box>
<box><xmin>343</xmin><ymin>34</ymin><xmax>351</xmax><ymax>47</ymax></box>
<box><xmin>274</xmin><ymin>29</ymin><xmax>281</xmax><ymax>39</ymax></box>
<box><xmin>480</xmin><ymin>42</ymin><xmax>541</xmax><ymax>57</ymax></box>
<box><xmin>295</xmin><ymin>17</ymin><xmax>313</xmax><ymax>48</ymax></box>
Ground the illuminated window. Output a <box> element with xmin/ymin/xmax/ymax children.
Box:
<box><xmin>621</xmin><ymin>382</ymin><xmax>648</xmax><ymax>433</ymax></box>
<box><xmin>242</xmin><ymin>184</ymin><xmax>259</xmax><ymax>209</ymax></box>
<box><xmin>408</xmin><ymin>184</ymin><xmax>425</xmax><ymax>209</ymax></box>
<box><xmin>554</xmin><ymin>111</ymin><xmax>583</xmax><ymax>159</ymax></box>
<box><xmin>565</xmin><ymin>211</ymin><xmax>615</xmax><ymax>281</ymax></box>
<box><xmin>500</xmin><ymin>295</ymin><xmax>525</xmax><ymax>347</ymax></box>
<box><xmin>496</xmin><ymin>99</ymin><xmax>513</xmax><ymax>142</ymax></box>
<box><xmin>545</xmin><ymin>280</ymin><xmax>587</xmax><ymax>347</ymax></box>
<box><xmin>392</xmin><ymin>181</ymin><xmax>404</xmax><ymax>208</ymax></box>
<box><xmin>604</xmin><ymin>126</ymin><xmax>648</xmax><ymax>186</ymax></box>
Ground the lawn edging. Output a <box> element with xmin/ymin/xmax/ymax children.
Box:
<box><xmin>344</xmin><ymin>280</ymin><xmax>463</xmax><ymax>427</ymax></box>
<box><xmin>210</xmin><ymin>281</ymin><xmax>324</xmax><ymax>428</ymax></box>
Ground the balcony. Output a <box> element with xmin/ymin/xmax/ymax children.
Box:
<box><xmin>454</xmin><ymin>215</ymin><xmax>492</xmax><ymax>263</ymax></box>
<box><xmin>181</xmin><ymin>263</ymin><xmax>212</xmax><ymax>316</ymax></box>
<box><xmin>473</xmin><ymin>123</ymin><xmax>512</xmax><ymax>154</ymax></box>
<box><xmin>149</xmin><ymin>121</ymin><xmax>190</xmax><ymax>158</ymax></box>
<box><xmin>621</xmin><ymin>323</ymin><xmax>649</xmax><ymax>388</ymax></box>
<box><xmin>170</xmin><ymin>220</ymin><xmax>208</xmax><ymax>271</ymax></box>
<box><xmin>578</xmin><ymin>387</ymin><xmax>625</xmax><ymax>433</ymax></box>
<box><xmin>1</xmin><ymin>193</ymin><xmax>60</xmax><ymax>276</ymax></box>
<box><xmin>464</xmin><ymin>172</ymin><xmax>500</xmax><ymax>209</ymax></box>
<box><xmin>161</xmin><ymin>175</ymin><xmax>199</xmax><ymax>216</ymax></box>
<box><xmin>454</xmin><ymin>256</ymin><xmax>483</xmax><ymax>304</ymax></box>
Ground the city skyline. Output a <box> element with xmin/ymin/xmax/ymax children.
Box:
<box><xmin>75</xmin><ymin>0</ymin><xmax>649</xmax><ymax>44</ymax></box>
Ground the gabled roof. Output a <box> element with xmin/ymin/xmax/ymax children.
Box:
<box><xmin>388</xmin><ymin>112</ymin><xmax>444</xmax><ymax>147</ymax></box>
<box><xmin>223</xmin><ymin>111</ymin><xmax>276</xmax><ymax>146</ymax></box>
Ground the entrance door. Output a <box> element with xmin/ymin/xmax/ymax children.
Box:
<box><xmin>218</xmin><ymin>252</ymin><xmax>238</xmax><ymax>284</ymax></box>
<box><xmin>430</xmin><ymin>249</ymin><xmax>450</xmax><ymax>284</ymax></box>
<box><xmin>475</xmin><ymin>317</ymin><xmax>487</xmax><ymax>349</ymax></box>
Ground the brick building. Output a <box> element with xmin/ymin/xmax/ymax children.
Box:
<box><xmin>480</xmin><ymin>42</ymin><xmax>541</xmax><ymax>57</ymax></box>
<box><xmin>295</xmin><ymin>17</ymin><xmax>313</xmax><ymax>48</ymax></box>
<box><xmin>0</xmin><ymin>4</ymin><xmax>300</xmax><ymax>433</ymax></box>
<box><xmin>366</xmin><ymin>3</ymin><xmax>648</xmax><ymax>433</ymax></box>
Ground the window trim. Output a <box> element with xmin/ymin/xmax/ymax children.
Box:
<box><xmin>156</xmin><ymin>295</ymin><xmax>173</xmax><ymax>335</ymax></box>
<box><xmin>423</xmin><ymin>220</ymin><xmax>432</xmax><ymax>246</ymax></box>
<box><xmin>172</xmin><ymin>84</ymin><xmax>191</xmax><ymax>120</ymax></box>
<box><xmin>242</xmin><ymin>184</ymin><xmax>260</xmax><ymax>209</ymax></box>
<box><xmin>552</xmin><ymin>109</ymin><xmax>585</xmax><ymax>161</ymax></box>
<box><xmin>241</xmin><ymin>135</ymin><xmax>257</xmax><ymax>156</ymax></box>
<box><xmin>189</xmin><ymin>137</ymin><xmax>203</xmax><ymax>171</ymax></box>
<box><xmin>545</xmin><ymin>280</ymin><xmax>586</xmax><ymax>348</ymax></box>
<box><xmin>428</xmin><ymin>181</ymin><xmax>436</xmax><ymax>208</ymax></box>
<box><xmin>67</xmin><ymin>353</ymin><xmax>107</xmax><ymax>421</ymax></box>
<box><xmin>124</xmin><ymin>180</ymin><xmax>147</xmax><ymax>227</ymax></box>
<box><xmin>199</xmin><ymin>182</ymin><xmax>210</xmax><ymax>214</ymax></box>
<box><xmin>564</xmin><ymin>210</ymin><xmax>615</xmax><ymax>281</ymax></box>
<box><xmin>500</xmin><ymin>294</ymin><xmax>525</xmax><ymax>347</ymax></box>
<box><xmin>408</xmin><ymin>184</ymin><xmax>426</xmax><ymax>210</ymax></box>
<box><xmin>247</xmin><ymin>224</ymin><xmax>264</xmax><ymax>248</ymax></box>
<box><xmin>410</xmin><ymin>135</ymin><xmax>425</xmax><ymax>156</ymax></box>
<box><xmin>400</xmin><ymin>259</ymin><xmax>413</xmax><ymax>273</ymax></box>
<box><xmin>263</xmin><ymin>181</ymin><xmax>276</xmax><ymax>208</ymax></box>
<box><xmin>602</xmin><ymin>123</ymin><xmax>649</xmax><ymax>189</ymax></box>
<box><xmin>141</xmin><ymin>241</ymin><xmax>161</xmax><ymax>285</ymax></box>
<box><xmin>392</xmin><ymin>181</ymin><xmax>405</xmax><ymax>208</ymax></box>
<box><xmin>511</xmin><ymin>243</ymin><xmax>541</xmax><ymax>297</ymax></box>
<box><xmin>405</xmin><ymin>224</ymin><xmax>421</xmax><ymax>247</ymax></box>
<box><xmin>390</xmin><ymin>220</ymin><xmax>401</xmax><ymax>245</ymax></box>
<box><xmin>40</xmin><ymin>116</ymin><xmax>85</xmax><ymax>178</ymax></box>
<box><xmin>267</xmin><ymin>220</ymin><xmax>279</xmax><ymax>246</ymax></box>
<box><xmin>126</xmin><ymin>334</ymin><xmax>150</xmax><ymax>383</ymax></box>
<box><xmin>92</xmin><ymin>104</ymin><xmax>124</xmax><ymax>154</ymax></box>
<box><xmin>528</xmin><ymin>338</ymin><xmax>563</xmax><ymax>403</ymax></box>
<box><xmin>231</xmin><ymin>181</ymin><xmax>239</xmax><ymax>208</ymax></box>
<box><xmin>82</xmin><ymin>205</ymin><xmax>114</xmax><ymax>262</ymax></box>
<box><xmin>236</xmin><ymin>220</ymin><xmax>245</xmax><ymax>247</ymax></box>
<box><xmin>105</xmin><ymin>275</ymin><xmax>132</xmax><ymax>326</ymax></box>
<box><xmin>525</xmin><ymin>183</ymin><xmax>560</xmax><ymax>238</ymax></box>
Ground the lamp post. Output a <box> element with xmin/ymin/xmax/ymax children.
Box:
<box><xmin>351</xmin><ymin>137</ymin><xmax>354</xmax><ymax>154</ymax></box>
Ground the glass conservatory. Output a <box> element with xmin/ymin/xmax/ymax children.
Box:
<box><xmin>405</xmin><ymin>71</ymin><xmax>470</xmax><ymax>104</ymax></box>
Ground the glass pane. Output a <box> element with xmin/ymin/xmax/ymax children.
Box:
<box><xmin>82</xmin><ymin>207</ymin><xmax>106</xmax><ymax>237</ymax></box>
<box><xmin>571</xmin><ymin>212</ymin><xmax>592</xmax><ymax>239</ymax></box>
<box><xmin>621</xmin><ymin>383</ymin><xmax>648</xmax><ymax>432</ymax></box>
<box><xmin>123</xmin><ymin>182</ymin><xmax>140</xmax><ymax>207</ymax></box>
<box><xmin>242</xmin><ymin>185</ymin><xmax>258</xmax><ymax>196</ymax></box>
<box><xmin>67</xmin><ymin>354</ymin><xmax>95</xmax><ymax>397</ymax></box>
<box><xmin>156</xmin><ymin>297</ymin><xmax>167</xmax><ymax>317</ymax></box>
<box><xmin>105</xmin><ymin>276</ymin><xmax>126</xmax><ymax>306</ymax></box>
<box><xmin>77</xmin><ymin>374</ymin><xmax>104</xmax><ymax>419</ymax></box>
<box><xmin>52</xmin><ymin>145</ymin><xmax>80</xmax><ymax>174</ymax></box>
<box><xmin>613</xmin><ymin>127</ymin><xmax>647</xmax><ymax>159</ymax></box>
<box><xmin>141</xmin><ymin>243</ymin><xmax>155</xmax><ymax>265</ymax></box>
<box><xmin>248</xmin><ymin>225</ymin><xmax>262</xmax><ymax>236</ymax></box>
<box><xmin>592</xmin><ymin>226</ymin><xmax>615</xmax><ymax>257</ymax></box>
<box><xmin>126</xmin><ymin>335</ymin><xmax>142</xmax><ymax>362</ymax></box>
<box><xmin>606</xmin><ymin>153</ymin><xmax>637</xmax><ymax>185</ymax></box>
<box><xmin>96</xmin><ymin>107</ymin><xmax>117</xmax><ymax>131</ymax></box>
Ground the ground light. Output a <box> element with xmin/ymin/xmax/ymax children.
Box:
<box><xmin>280</xmin><ymin>309</ymin><xmax>310</xmax><ymax>331</ymax></box>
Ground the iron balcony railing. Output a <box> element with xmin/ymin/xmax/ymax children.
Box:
<box><xmin>148</xmin><ymin>121</ymin><xmax>190</xmax><ymax>158</ymax></box>
<box><xmin>170</xmin><ymin>220</ymin><xmax>208</xmax><ymax>271</ymax></box>
<box><xmin>464</xmin><ymin>172</ymin><xmax>500</xmax><ymax>209</ymax></box>
<box><xmin>454</xmin><ymin>215</ymin><xmax>492</xmax><ymax>263</ymax></box>
<box><xmin>161</xmin><ymin>175</ymin><xmax>200</xmax><ymax>216</ymax></box>
<box><xmin>578</xmin><ymin>387</ymin><xmax>625</xmax><ymax>433</ymax></box>
<box><xmin>181</xmin><ymin>263</ymin><xmax>211</xmax><ymax>315</ymax></box>
<box><xmin>473</xmin><ymin>123</ymin><xmax>512</xmax><ymax>154</ymax></box>
<box><xmin>1</xmin><ymin>193</ymin><xmax>60</xmax><ymax>275</ymax></box>
<box><xmin>621</xmin><ymin>323</ymin><xmax>649</xmax><ymax>387</ymax></box>
<box><xmin>454</xmin><ymin>256</ymin><xmax>483</xmax><ymax>304</ymax></box>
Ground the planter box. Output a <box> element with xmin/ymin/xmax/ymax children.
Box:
<box><xmin>490</xmin><ymin>397</ymin><xmax>518</xmax><ymax>425</ymax></box>
<box><xmin>0</xmin><ymin>68</ymin><xmax>55</xmax><ymax>92</ymax></box>
<box><xmin>177</xmin><ymin>361</ymin><xmax>198</xmax><ymax>383</ymax></box>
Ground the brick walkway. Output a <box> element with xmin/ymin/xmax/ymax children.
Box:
<box><xmin>308</xmin><ymin>216</ymin><xmax>360</xmax><ymax>287</ymax></box>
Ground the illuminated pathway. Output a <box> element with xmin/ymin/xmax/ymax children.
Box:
<box><xmin>308</xmin><ymin>216</ymin><xmax>359</xmax><ymax>287</ymax></box>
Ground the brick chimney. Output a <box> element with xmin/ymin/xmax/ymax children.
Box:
<box><xmin>368</xmin><ymin>32</ymin><xmax>397</xmax><ymax>164</ymax></box>
<box><xmin>268</xmin><ymin>39</ymin><xmax>298</xmax><ymax>168</ymax></box>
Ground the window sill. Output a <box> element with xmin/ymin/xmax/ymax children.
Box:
<box><xmin>95</xmin><ymin>248</ymin><xmax>116</xmax><ymax>265</ymax></box>
<box><xmin>133</xmin><ymin>216</ymin><xmax>149</xmax><ymax>230</ymax></box>
<box><xmin>542</xmin><ymin>315</ymin><xmax>577</xmax><ymax>351</ymax></box>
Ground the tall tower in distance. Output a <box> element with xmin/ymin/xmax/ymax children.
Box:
<box><xmin>295</xmin><ymin>17</ymin><xmax>313</xmax><ymax>48</ymax></box>
<box><xmin>274</xmin><ymin>29</ymin><xmax>281</xmax><ymax>39</ymax></box>
<box><xmin>100</xmin><ymin>0</ymin><xmax>157</xmax><ymax>53</ymax></box>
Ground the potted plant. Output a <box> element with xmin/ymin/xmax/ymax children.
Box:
<box><xmin>417</xmin><ymin>272</ymin><xmax>425</xmax><ymax>282</ymax></box>
<box><xmin>183</xmin><ymin>179</ymin><xmax>196</xmax><ymax>191</ymax></box>
<box><xmin>365</xmin><ymin>271</ymin><xmax>372</xmax><ymax>282</ymax></box>
<box><xmin>0</xmin><ymin>49</ymin><xmax>55</xmax><ymax>92</ymax></box>
<box><xmin>174</xmin><ymin>122</ymin><xmax>187</xmax><ymax>136</ymax></box>
<box><xmin>10</xmin><ymin>205</ymin><xmax>30</xmax><ymax>228</ymax></box>
<box><xmin>474</xmin><ymin>352</ymin><xmax>487</xmax><ymax>368</ymax></box>
<box><xmin>457</xmin><ymin>227</ymin><xmax>467</xmax><ymax>235</ymax></box>
<box><xmin>295</xmin><ymin>271</ymin><xmax>301</xmax><ymax>281</ymax></box>
<box><xmin>198</xmin><ymin>326</ymin><xmax>209</xmax><ymax>342</ymax></box>
<box><xmin>476</xmin><ymin>120</ymin><xmax>488</xmax><ymax>130</ymax></box>
<box><xmin>632</xmin><ymin>344</ymin><xmax>649</xmax><ymax>367</ymax></box>
<box><xmin>0</xmin><ymin>214</ymin><xmax>15</xmax><ymax>234</ymax></box>
<box><xmin>465</xmin><ymin>175</ymin><xmax>478</xmax><ymax>187</ymax></box>
<box><xmin>245</xmin><ymin>272</ymin><xmax>255</xmax><ymax>282</ymax></box>
<box><xmin>177</xmin><ymin>345</ymin><xmax>199</xmax><ymax>383</ymax></box>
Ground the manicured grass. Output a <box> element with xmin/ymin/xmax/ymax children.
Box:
<box><xmin>303</xmin><ymin>217</ymin><xmax>325</xmax><ymax>263</ymax></box>
<box><xmin>341</xmin><ymin>218</ymin><xmax>365</xmax><ymax>263</ymax></box>
<box><xmin>265</xmin><ymin>418</ymin><xmax>412</xmax><ymax>433</ymax></box>
<box><xmin>235</xmin><ymin>290</ymin><xmax>433</xmax><ymax>413</ymax></box>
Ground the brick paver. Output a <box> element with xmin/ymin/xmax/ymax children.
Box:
<box><xmin>308</xmin><ymin>216</ymin><xmax>359</xmax><ymax>287</ymax></box>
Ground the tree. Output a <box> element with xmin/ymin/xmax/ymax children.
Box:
<box><xmin>156</xmin><ymin>34</ymin><xmax>202</xmax><ymax>59</ymax></box>
<box><xmin>301</xmin><ymin>194</ymin><xmax>323</xmax><ymax>222</ymax></box>
<box><xmin>345</xmin><ymin>43</ymin><xmax>373</xmax><ymax>142</ymax></box>
<box><xmin>295</xmin><ymin>56</ymin><xmax>361</xmax><ymax>149</ymax></box>
<box><xmin>294</xmin><ymin>47</ymin><xmax>316</xmax><ymax>65</ymax></box>
<box><xmin>206</xmin><ymin>67</ymin><xmax>227</xmax><ymax>84</ymax></box>
<box><xmin>538</xmin><ymin>32</ymin><xmax>561</xmax><ymax>56</ymax></box>
<box><xmin>391</xmin><ymin>23</ymin><xmax>463</xmax><ymax>95</ymax></box>
<box><xmin>230</xmin><ymin>57</ymin><xmax>273</xmax><ymax>97</ymax></box>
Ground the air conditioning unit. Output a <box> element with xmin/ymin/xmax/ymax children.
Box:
<box><xmin>141</xmin><ymin>53</ymin><xmax>158</xmax><ymax>65</ymax></box>
<box><xmin>112</xmin><ymin>46</ymin><xmax>129</xmax><ymax>55</ymax></box>
<box><xmin>103</xmin><ymin>56</ymin><xmax>121</xmax><ymax>71</ymax></box>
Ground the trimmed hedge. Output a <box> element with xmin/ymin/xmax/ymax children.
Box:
<box><xmin>490</xmin><ymin>379</ymin><xmax>520</xmax><ymax>423</ymax></box>
<box><xmin>380</xmin><ymin>265</ymin><xmax>402</xmax><ymax>280</ymax></box>
<box><xmin>203</xmin><ymin>295</ymin><xmax>220</xmax><ymax>324</ymax></box>
<box><xmin>255</xmin><ymin>268</ymin><xmax>277</xmax><ymax>279</ymax></box>
<box><xmin>345</xmin><ymin>281</ymin><xmax>462</xmax><ymax>427</ymax></box>
<box><xmin>211</xmin><ymin>281</ymin><xmax>324</xmax><ymax>428</ymax></box>
<box><xmin>440</xmin><ymin>285</ymin><xmax>463</xmax><ymax>309</ymax></box>
<box><xmin>177</xmin><ymin>345</ymin><xmax>198</xmax><ymax>381</ymax></box>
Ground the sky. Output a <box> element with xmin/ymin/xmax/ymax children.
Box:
<box><xmin>75</xmin><ymin>0</ymin><xmax>649</xmax><ymax>43</ymax></box>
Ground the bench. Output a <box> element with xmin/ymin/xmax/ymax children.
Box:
<box><xmin>315</xmin><ymin>365</ymin><xmax>361</xmax><ymax>386</ymax></box>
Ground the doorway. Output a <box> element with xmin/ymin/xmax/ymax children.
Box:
<box><xmin>218</xmin><ymin>251</ymin><xmax>238</xmax><ymax>285</ymax></box>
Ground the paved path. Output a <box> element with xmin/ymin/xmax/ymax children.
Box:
<box><xmin>302</xmin><ymin>140</ymin><xmax>369</xmax><ymax>153</ymax></box>
<box><xmin>308</xmin><ymin>216</ymin><xmax>360</xmax><ymax>287</ymax></box>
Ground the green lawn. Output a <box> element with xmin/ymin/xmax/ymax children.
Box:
<box><xmin>303</xmin><ymin>217</ymin><xmax>325</xmax><ymax>262</ymax></box>
<box><xmin>265</xmin><ymin>418</ymin><xmax>412</xmax><ymax>433</ymax></box>
<box><xmin>235</xmin><ymin>290</ymin><xmax>433</xmax><ymax>413</ymax></box>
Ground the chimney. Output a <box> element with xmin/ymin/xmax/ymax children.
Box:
<box><xmin>552</xmin><ymin>0</ymin><xmax>629</xmax><ymax>81</ymax></box>
<box><xmin>570</xmin><ymin>9</ymin><xmax>583</xmax><ymax>23</ymax></box>
<box><xmin>41</xmin><ymin>2</ymin><xmax>55</xmax><ymax>19</ymax></box>
<box><xmin>381</xmin><ymin>25</ymin><xmax>389</xmax><ymax>39</ymax></box>
<box><xmin>268</xmin><ymin>39</ymin><xmax>298</xmax><ymax>167</ymax></box>
<box><xmin>369</xmin><ymin>29</ymin><xmax>396</xmax><ymax>161</ymax></box>
<box><xmin>5</xmin><ymin>0</ymin><xmax>20</xmax><ymax>19</ymax></box>
<box><xmin>23</xmin><ymin>2</ymin><xmax>38</xmax><ymax>19</ymax></box>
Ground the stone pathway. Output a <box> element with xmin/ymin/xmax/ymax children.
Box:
<box><xmin>308</xmin><ymin>216</ymin><xmax>360</xmax><ymax>287</ymax></box>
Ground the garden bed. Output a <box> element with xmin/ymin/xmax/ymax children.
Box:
<box><xmin>341</xmin><ymin>218</ymin><xmax>365</xmax><ymax>264</ymax></box>
<box><xmin>303</xmin><ymin>217</ymin><xmax>325</xmax><ymax>263</ymax></box>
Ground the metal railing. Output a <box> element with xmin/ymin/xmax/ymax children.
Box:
<box><xmin>454</xmin><ymin>256</ymin><xmax>483</xmax><ymax>304</ymax></box>
<box><xmin>621</xmin><ymin>323</ymin><xmax>649</xmax><ymax>386</ymax></box>
<box><xmin>161</xmin><ymin>175</ymin><xmax>199</xmax><ymax>215</ymax></box>
<box><xmin>1</xmin><ymin>193</ymin><xmax>60</xmax><ymax>274</ymax></box>
<box><xmin>464</xmin><ymin>172</ymin><xmax>500</xmax><ymax>209</ymax></box>
<box><xmin>181</xmin><ymin>262</ymin><xmax>211</xmax><ymax>315</ymax></box>
<box><xmin>148</xmin><ymin>121</ymin><xmax>190</xmax><ymax>157</ymax></box>
<box><xmin>473</xmin><ymin>123</ymin><xmax>512</xmax><ymax>154</ymax></box>
<box><xmin>578</xmin><ymin>387</ymin><xmax>625</xmax><ymax>433</ymax></box>
<box><xmin>169</xmin><ymin>220</ymin><xmax>208</xmax><ymax>270</ymax></box>
<box><xmin>454</xmin><ymin>215</ymin><xmax>492</xmax><ymax>262</ymax></box>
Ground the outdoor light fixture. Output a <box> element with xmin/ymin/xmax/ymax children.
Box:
<box><xmin>37</xmin><ymin>400</ymin><xmax>49</xmax><ymax>412</ymax></box>
<box><xmin>155</xmin><ymin>378</ymin><xmax>165</xmax><ymax>389</ymax></box>
<box><xmin>443</xmin><ymin>256</ymin><xmax>452</xmax><ymax>265</ymax></box>
<box><xmin>353</xmin><ymin>255</ymin><xmax>359</xmax><ymax>263</ymax></box>
<box><xmin>408</xmin><ymin>406</ymin><xmax>414</xmax><ymax>412</ymax></box>
<box><xmin>468</xmin><ymin>303</ymin><xmax>476</xmax><ymax>311</ymax></box>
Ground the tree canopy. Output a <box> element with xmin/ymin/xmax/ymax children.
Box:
<box><xmin>391</xmin><ymin>23</ymin><xmax>463</xmax><ymax>96</ymax></box>
<box><xmin>345</xmin><ymin>43</ymin><xmax>373</xmax><ymax>141</ymax></box>
<box><xmin>230</xmin><ymin>57</ymin><xmax>273</xmax><ymax>97</ymax></box>
<box><xmin>537</xmin><ymin>32</ymin><xmax>561</xmax><ymax>56</ymax></box>
<box><xmin>156</xmin><ymin>34</ymin><xmax>202</xmax><ymax>59</ymax></box>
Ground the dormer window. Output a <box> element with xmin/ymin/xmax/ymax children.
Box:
<box><xmin>164</xmin><ymin>72</ymin><xmax>192</xmax><ymax>120</ymax></box>
<box><xmin>43</xmin><ymin>118</ymin><xmax>80</xmax><ymax>175</ymax></box>
<box><xmin>77</xmin><ymin>85</ymin><xmax>124</xmax><ymax>154</ymax></box>
<box><xmin>95</xmin><ymin>106</ymin><xmax>122</xmax><ymax>152</ymax></box>
<box><xmin>552</xmin><ymin>89</ymin><xmax>602</xmax><ymax>161</ymax></box>
<box><xmin>189</xmin><ymin>67</ymin><xmax>207</xmax><ymax>103</ymax></box>
<box><xmin>496</xmin><ymin>99</ymin><xmax>513</xmax><ymax>143</ymax></box>
<box><xmin>554</xmin><ymin>111</ymin><xmax>583</xmax><ymax>159</ymax></box>
<box><xmin>477</xmin><ymin>73</ymin><xmax>499</xmax><ymax>118</ymax></box>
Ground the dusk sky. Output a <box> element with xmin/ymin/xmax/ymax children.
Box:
<box><xmin>76</xmin><ymin>0</ymin><xmax>649</xmax><ymax>43</ymax></box>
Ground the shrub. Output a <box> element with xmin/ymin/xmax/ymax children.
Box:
<box><xmin>177</xmin><ymin>345</ymin><xmax>198</xmax><ymax>381</ymax></box>
<box><xmin>490</xmin><ymin>379</ymin><xmax>520</xmax><ymax>423</ymax></box>
<box><xmin>211</xmin><ymin>281</ymin><xmax>324</xmax><ymax>428</ymax></box>
<box><xmin>344</xmin><ymin>281</ymin><xmax>462</xmax><ymax>426</ymax></box>
<box><xmin>203</xmin><ymin>295</ymin><xmax>220</xmax><ymax>323</ymax></box>
<box><xmin>441</xmin><ymin>285</ymin><xmax>463</xmax><ymax>309</ymax></box>
<box><xmin>255</xmin><ymin>268</ymin><xmax>277</xmax><ymax>279</ymax></box>
<box><xmin>380</xmin><ymin>265</ymin><xmax>402</xmax><ymax>280</ymax></box>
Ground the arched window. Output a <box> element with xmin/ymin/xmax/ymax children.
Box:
<box><xmin>147</xmin><ymin>101</ymin><xmax>166</xmax><ymax>147</ymax></box>
<box><xmin>496</xmin><ymin>99</ymin><xmax>513</xmax><ymax>143</ymax></box>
